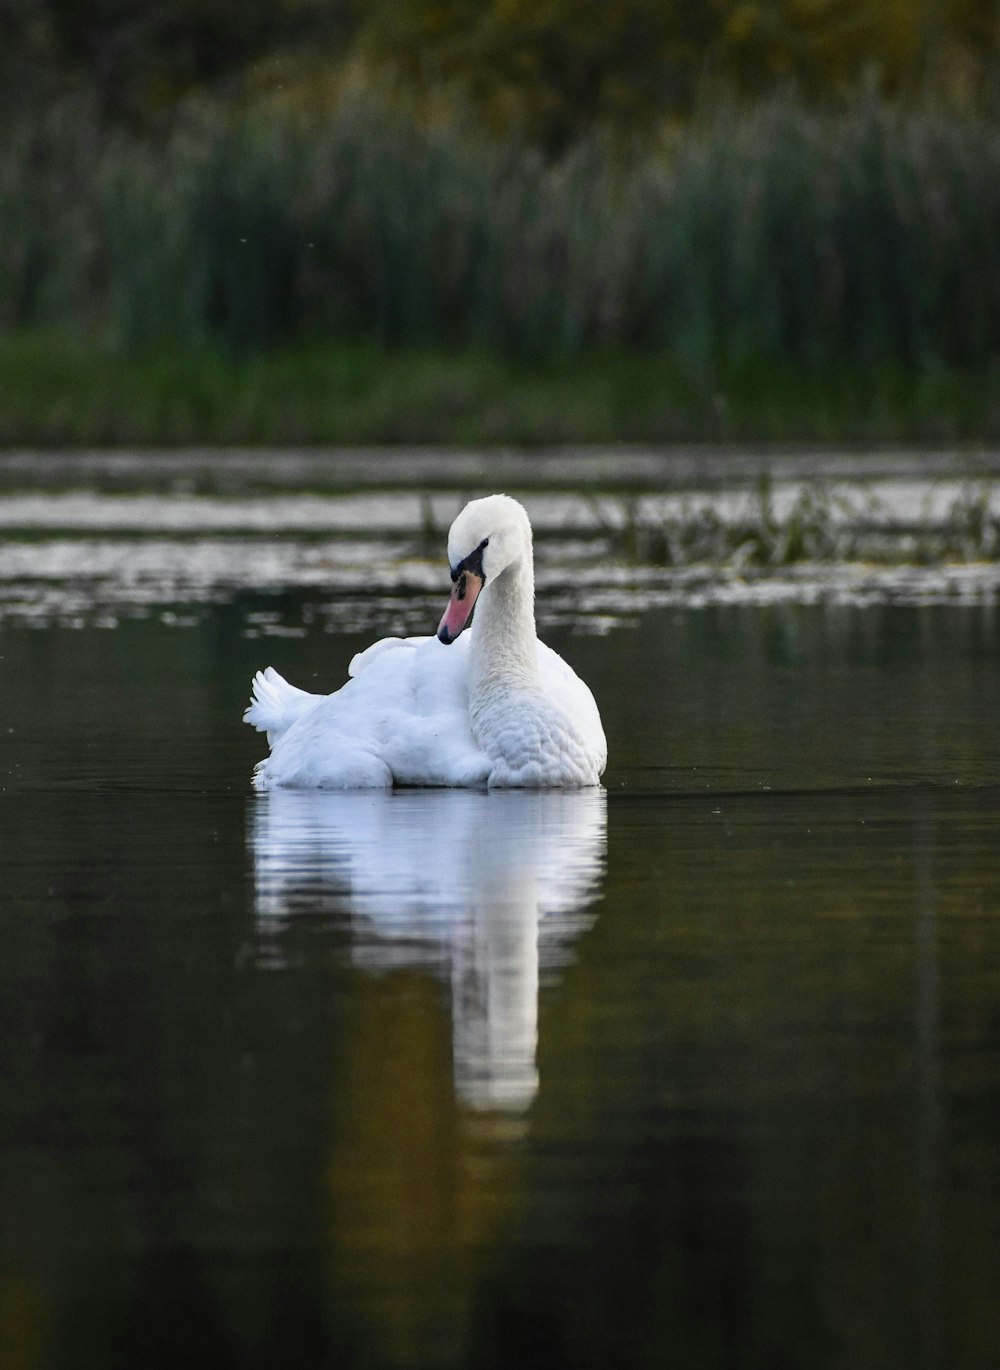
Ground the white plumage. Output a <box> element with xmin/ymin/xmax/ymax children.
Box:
<box><xmin>245</xmin><ymin>494</ymin><xmax>607</xmax><ymax>789</ymax></box>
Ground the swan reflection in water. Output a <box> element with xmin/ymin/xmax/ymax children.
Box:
<box><xmin>250</xmin><ymin>788</ymin><xmax>606</xmax><ymax>1112</ymax></box>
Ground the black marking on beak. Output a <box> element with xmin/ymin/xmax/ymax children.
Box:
<box><xmin>450</xmin><ymin>537</ymin><xmax>488</xmax><ymax>584</ymax></box>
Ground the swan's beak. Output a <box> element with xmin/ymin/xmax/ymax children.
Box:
<box><xmin>437</xmin><ymin>569</ymin><xmax>483</xmax><ymax>644</ymax></box>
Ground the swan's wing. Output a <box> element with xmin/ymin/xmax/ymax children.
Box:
<box><xmin>380</xmin><ymin>635</ymin><xmax>489</xmax><ymax>786</ymax></box>
<box><xmin>536</xmin><ymin>641</ymin><xmax>608</xmax><ymax>773</ymax></box>
<box><xmin>253</xmin><ymin>633</ymin><xmax>489</xmax><ymax>789</ymax></box>
<box><xmin>349</xmin><ymin>636</ymin><xmax>431</xmax><ymax>678</ymax></box>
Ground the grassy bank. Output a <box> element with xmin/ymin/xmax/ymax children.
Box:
<box><xmin>2</xmin><ymin>332</ymin><xmax>997</xmax><ymax>446</ymax></box>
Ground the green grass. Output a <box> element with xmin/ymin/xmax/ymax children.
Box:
<box><xmin>2</xmin><ymin>93</ymin><xmax>1000</xmax><ymax>394</ymax></box>
<box><xmin>1</xmin><ymin>331</ymin><xmax>997</xmax><ymax>446</ymax></box>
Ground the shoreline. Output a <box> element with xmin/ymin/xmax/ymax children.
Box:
<box><xmin>1</xmin><ymin>441</ymin><xmax>997</xmax><ymax>501</ymax></box>
<box><xmin>4</xmin><ymin>444</ymin><xmax>1000</xmax><ymax>496</ymax></box>
<box><xmin>2</xmin><ymin>336</ymin><xmax>997</xmax><ymax>454</ymax></box>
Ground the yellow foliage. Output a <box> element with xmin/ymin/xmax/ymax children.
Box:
<box><xmin>359</xmin><ymin>0</ymin><xmax>1000</xmax><ymax>146</ymax></box>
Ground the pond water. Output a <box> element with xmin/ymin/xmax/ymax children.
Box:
<box><xmin>1</xmin><ymin>457</ymin><xmax>998</xmax><ymax>1370</ymax></box>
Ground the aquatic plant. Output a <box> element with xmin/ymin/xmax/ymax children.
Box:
<box><xmin>597</xmin><ymin>479</ymin><xmax>1000</xmax><ymax>569</ymax></box>
<box><xmin>941</xmin><ymin>483</ymin><xmax>1000</xmax><ymax>562</ymax></box>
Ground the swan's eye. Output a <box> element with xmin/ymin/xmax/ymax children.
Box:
<box><xmin>450</xmin><ymin>537</ymin><xmax>488</xmax><ymax>585</ymax></box>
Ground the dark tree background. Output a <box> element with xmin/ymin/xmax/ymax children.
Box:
<box><xmin>3</xmin><ymin>0</ymin><xmax>997</xmax><ymax>144</ymax></box>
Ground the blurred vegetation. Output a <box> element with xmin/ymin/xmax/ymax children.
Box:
<box><xmin>2</xmin><ymin>332</ymin><xmax>996</xmax><ymax>446</ymax></box>
<box><xmin>361</xmin><ymin>0</ymin><xmax>1000</xmax><ymax>151</ymax></box>
<box><xmin>0</xmin><ymin>0</ymin><xmax>359</xmax><ymax>126</ymax></box>
<box><xmin>5</xmin><ymin>1</ymin><xmax>997</xmax><ymax>143</ymax></box>
<box><xmin>596</xmin><ymin>478</ymin><xmax>1000</xmax><ymax>569</ymax></box>
<box><xmin>1</xmin><ymin>1</ymin><xmax>998</xmax><ymax>442</ymax></box>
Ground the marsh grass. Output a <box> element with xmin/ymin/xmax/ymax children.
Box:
<box><xmin>2</xmin><ymin>92</ymin><xmax>999</xmax><ymax>376</ymax></box>
<box><xmin>2</xmin><ymin>89</ymin><xmax>999</xmax><ymax>443</ymax></box>
<box><xmin>598</xmin><ymin>479</ymin><xmax>1000</xmax><ymax>569</ymax></box>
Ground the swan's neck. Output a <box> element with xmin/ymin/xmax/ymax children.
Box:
<box><xmin>469</xmin><ymin>554</ymin><xmax>537</xmax><ymax>702</ymax></box>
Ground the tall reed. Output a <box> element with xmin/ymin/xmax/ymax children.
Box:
<box><xmin>1</xmin><ymin>93</ymin><xmax>998</xmax><ymax>380</ymax></box>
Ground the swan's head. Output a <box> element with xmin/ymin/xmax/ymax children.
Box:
<box><xmin>437</xmin><ymin>495</ymin><xmax>532</xmax><ymax>644</ymax></box>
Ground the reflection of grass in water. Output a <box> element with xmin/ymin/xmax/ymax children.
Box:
<box><xmin>597</xmin><ymin>479</ymin><xmax>1000</xmax><ymax>569</ymax></box>
<box><xmin>1</xmin><ymin>332</ymin><xmax>996</xmax><ymax>446</ymax></box>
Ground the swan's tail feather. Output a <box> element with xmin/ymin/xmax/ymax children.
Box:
<box><xmin>244</xmin><ymin>667</ymin><xmax>320</xmax><ymax>743</ymax></box>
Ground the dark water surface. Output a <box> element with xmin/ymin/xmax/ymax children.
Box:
<box><xmin>1</xmin><ymin>536</ymin><xmax>999</xmax><ymax>1368</ymax></box>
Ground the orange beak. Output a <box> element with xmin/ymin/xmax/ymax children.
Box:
<box><xmin>437</xmin><ymin>569</ymin><xmax>483</xmax><ymax>643</ymax></box>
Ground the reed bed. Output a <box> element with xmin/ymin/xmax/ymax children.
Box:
<box><xmin>1</xmin><ymin>93</ymin><xmax>998</xmax><ymax>420</ymax></box>
<box><xmin>596</xmin><ymin>480</ymin><xmax>1000</xmax><ymax>569</ymax></box>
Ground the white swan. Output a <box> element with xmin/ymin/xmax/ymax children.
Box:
<box><xmin>244</xmin><ymin>494</ymin><xmax>607</xmax><ymax>789</ymax></box>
